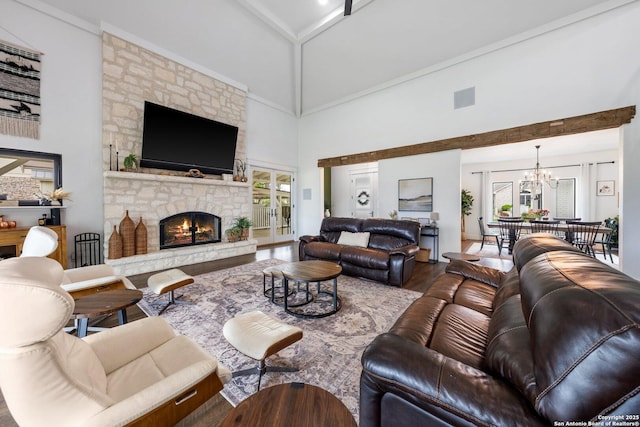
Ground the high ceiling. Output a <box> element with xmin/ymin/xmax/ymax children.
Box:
<box><xmin>27</xmin><ymin>0</ymin><xmax>631</xmax><ymax>114</ymax></box>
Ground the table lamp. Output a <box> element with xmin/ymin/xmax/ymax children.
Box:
<box><xmin>430</xmin><ymin>212</ymin><xmax>439</xmax><ymax>226</ymax></box>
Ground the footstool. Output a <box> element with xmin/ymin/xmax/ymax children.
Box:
<box><xmin>147</xmin><ymin>268</ymin><xmax>195</xmax><ymax>314</ymax></box>
<box><xmin>262</xmin><ymin>265</ymin><xmax>294</xmax><ymax>304</ymax></box>
<box><xmin>223</xmin><ymin>310</ymin><xmax>303</xmax><ymax>390</ymax></box>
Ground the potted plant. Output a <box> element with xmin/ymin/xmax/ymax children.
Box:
<box><xmin>225</xmin><ymin>228</ymin><xmax>241</xmax><ymax>243</ymax></box>
<box><xmin>233</xmin><ymin>216</ymin><xmax>252</xmax><ymax>240</ymax></box>
<box><xmin>461</xmin><ymin>189</ymin><xmax>474</xmax><ymax>240</ymax></box>
<box><xmin>123</xmin><ymin>153</ymin><xmax>138</xmax><ymax>172</ymax></box>
<box><xmin>500</xmin><ymin>204</ymin><xmax>512</xmax><ymax>217</ymax></box>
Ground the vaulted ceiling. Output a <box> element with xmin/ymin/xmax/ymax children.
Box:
<box><xmin>27</xmin><ymin>0</ymin><xmax>632</xmax><ymax>115</ymax></box>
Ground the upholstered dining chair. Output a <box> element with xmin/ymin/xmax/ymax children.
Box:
<box><xmin>567</xmin><ymin>221</ymin><xmax>602</xmax><ymax>257</ymax></box>
<box><xmin>497</xmin><ymin>218</ymin><xmax>524</xmax><ymax>255</ymax></box>
<box><xmin>477</xmin><ymin>217</ymin><xmax>499</xmax><ymax>250</ymax></box>
<box><xmin>0</xmin><ymin>256</ymin><xmax>231</xmax><ymax>427</ymax></box>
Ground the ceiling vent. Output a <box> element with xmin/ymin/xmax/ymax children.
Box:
<box><xmin>454</xmin><ymin>87</ymin><xmax>475</xmax><ymax>109</ymax></box>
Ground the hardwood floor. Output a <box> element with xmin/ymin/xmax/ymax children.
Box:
<box><xmin>0</xmin><ymin>240</ymin><xmax>492</xmax><ymax>426</ymax></box>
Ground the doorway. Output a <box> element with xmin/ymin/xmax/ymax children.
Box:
<box><xmin>350</xmin><ymin>170</ymin><xmax>378</xmax><ymax>218</ymax></box>
<box><xmin>251</xmin><ymin>167</ymin><xmax>294</xmax><ymax>245</ymax></box>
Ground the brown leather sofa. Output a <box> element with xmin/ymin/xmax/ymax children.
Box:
<box><xmin>299</xmin><ymin>217</ymin><xmax>420</xmax><ymax>287</ymax></box>
<box><xmin>360</xmin><ymin>234</ymin><xmax>640</xmax><ymax>426</ymax></box>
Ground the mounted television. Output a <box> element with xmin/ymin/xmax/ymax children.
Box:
<box><xmin>140</xmin><ymin>101</ymin><xmax>238</xmax><ymax>175</ymax></box>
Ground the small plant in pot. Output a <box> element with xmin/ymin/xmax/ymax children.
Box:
<box><xmin>233</xmin><ymin>216</ymin><xmax>252</xmax><ymax>240</ymax></box>
<box><xmin>123</xmin><ymin>153</ymin><xmax>138</xmax><ymax>172</ymax></box>
<box><xmin>225</xmin><ymin>228</ymin><xmax>242</xmax><ymax>243</ymax></box>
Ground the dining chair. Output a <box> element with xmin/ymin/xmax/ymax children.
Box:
<box><xmin>477</xmin><ymin>217</ymin><xmax>500</xmax><ymax>250</ymax></box>
<box><xmin>566</xmin><ymin>221</ymin><xmax>602</xmax><ymax>257</ymax></box>
<box><xmin>497</xmin><ymin>218</ymin><xmax>524</xmax><ymax>255</ymax></box>
<box><xmin>593</xmin><ymin>229</ymin><xmax>614</xmax><ymax>262</ymax></box>
<box><xmin>530</xmin><ymin>220</ymin><xmax>560</xmax><ymax>236</ymax></box>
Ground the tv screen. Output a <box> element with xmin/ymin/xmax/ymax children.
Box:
<box><xmin>140</xmin><ymin>101</ymin><xmax>238</xmax><ymax>175</ymax></box>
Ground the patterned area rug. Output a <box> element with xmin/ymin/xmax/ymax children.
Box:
<box><xmin>138</xmin><ymin>259</ymin><xmax>422</xmax><ymax>421</ymax></box>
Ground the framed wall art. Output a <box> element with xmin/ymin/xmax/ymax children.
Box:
<box><xmin>398</xmin><ymin>177</ymin><xmax>433</xmax><ymax>212</ymax></box>
<box><xmin>597</xmin><ymin>180</ymin><xmax>615</xmax><ymax>196</ymax></box>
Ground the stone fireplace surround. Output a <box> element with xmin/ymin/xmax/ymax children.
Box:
<box><xmin>103</xmin><ymin>171</ymin><xmax>255</xmax><ymax>276</ymax></box>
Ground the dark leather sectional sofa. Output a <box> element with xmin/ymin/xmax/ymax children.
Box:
<box><xmin>298</xmin><ymin>217</ymin><xmax>420</xmax><ymax>287</ymax></box>
<box><xmin>360</xmin><ymin>234</ymin><xmax>640</xmax><ymax>426</ymax></box>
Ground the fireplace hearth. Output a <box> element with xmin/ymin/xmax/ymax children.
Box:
<box><xmin>160</xmin><ymin>211</ymin><xmax>221</xmax><ymax>249</ymax></box>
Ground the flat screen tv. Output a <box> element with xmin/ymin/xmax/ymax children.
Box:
<box><xmin>140</xmin><ymin>101</ymin><xmax>238</xmax><ymax>175</ymax></box>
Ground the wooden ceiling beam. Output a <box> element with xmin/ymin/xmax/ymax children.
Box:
<box><xmin>317</xmin><ymin>105</ymin><xmax>635</xmax><ymax>168</ymax></box>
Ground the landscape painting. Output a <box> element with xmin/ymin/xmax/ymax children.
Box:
<box><xmin>398</xmin><ymin>178</ymin><xmax>433</xmax><ymax>212</ymax></box>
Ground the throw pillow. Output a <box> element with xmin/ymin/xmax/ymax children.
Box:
<box><xmin>337</xmin><ymin>231</ymin><xmax>370</xmax><ymax>248</ymax></box>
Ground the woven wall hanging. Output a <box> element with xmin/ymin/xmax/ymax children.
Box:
<box><xmin>0</xmin><ymin>39</ymin><xmax>42</xmax><ymax>139</ymax></box>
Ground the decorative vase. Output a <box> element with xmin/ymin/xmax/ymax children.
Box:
<box><xmin>108</xmin><ymin>225</ymin><xmax>122</xmax><ymax>259</ymax></box>
<box><xmin>135</xmin><ymin>217</ymin><xmax>147</xmax><ymax>255</ymax></box>
<box><xmin>324</xmin><ymin>209</ymin><xmax>331</xmax><ymax>218</ymax></box>
<box><xmin>119</xmin><ymin>210</ymin><xmax>135</xmax><ymax>257</ymax></box>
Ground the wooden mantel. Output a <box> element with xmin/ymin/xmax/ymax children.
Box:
<box><xmin>318</xmin><ymin>105</ymin><xmax>636</xmax><ymax>168</ymax></box>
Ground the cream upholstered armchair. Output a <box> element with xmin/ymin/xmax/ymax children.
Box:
<box><xmin>21</xmin><ymin>225</ymin><xmax>137</xmax><ymax>294</ymax></box>
<box><xmin>0</xmin><ymin>256</ymin><xmax>231</xmax><ymax>427</ymax></box>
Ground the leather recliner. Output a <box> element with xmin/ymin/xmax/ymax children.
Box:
<box><xmin>360</xmin><ymin>234</ymin><xmax>640</xmax><ymax>425</ymax></box>
<box><xmin>0</xmin><ymin>256</ymin><xmax>231</xmax><ymax>427</ymax></box>
<box><xmin>299</xmin><ymin>217</ymin><xmax>420</xmax><ymax>287</ymax></box>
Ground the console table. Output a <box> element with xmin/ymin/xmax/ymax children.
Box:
<box><xmin>420</xmin><ymin>225</ymin><xmax>439</xmax><ymax>263</ymax></box>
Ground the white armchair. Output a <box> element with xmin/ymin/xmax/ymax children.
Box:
<box><xmin>0</xmin><ymin>256</ymin><xmax>231</xmax><ymax>427</ymax></box>
<box><xmin>21</xmin><ymin>225</ymin><xmax>136</xmax><ymax>294</ymax></box>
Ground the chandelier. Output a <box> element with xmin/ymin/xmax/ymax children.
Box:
<box><xmin>519</xmin><ymin>145</ymin><xmax>559</xmax><ymax>196</ymax></box>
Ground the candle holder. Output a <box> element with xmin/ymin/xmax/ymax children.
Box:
<box><xmin>109</xmin><ymin>144</ymin><xmax>113</xmax><ymax>171</ymax></box>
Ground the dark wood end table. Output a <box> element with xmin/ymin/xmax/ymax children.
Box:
<box><xmin>72</xmin><ymin>289</ymin><xmax>143</xmax><ymax>337</ymax></box>
<box><xmin>442</xmin><ymin>252</ymin><xmax>481</xmax><ymax>262</ymax></box>
<box><xmin>220</xmin><ymin>382</ymin><xmax>357</xmax><ymax>427</ymax></box>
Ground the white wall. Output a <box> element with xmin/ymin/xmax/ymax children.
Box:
<box><xmin>2</xmin><ymin>0</ymin><xmax>299</xmax><ymax>266</ymax></box>
<box><xmin>246</xmin><ymin>97</ymin><xmax>298</xmax><ymax>168</ymax></box>
<box><xmin>379</xmin><ymin>150</ymin><xmax>462</xmax><ymax>262</ymax></box>
<box><xmin>298</xmin><ymin>2</ymin><xmax>640</xmax><ymax>277</ymax></box>
<box><xmin>0</xmin><ymin>0</ymin><xmax>102</xmax><ymax>263</ymax></box>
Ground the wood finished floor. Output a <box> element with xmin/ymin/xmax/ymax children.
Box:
<box><xmin>0</xmin><ymin>239</ymin><xmax>505</xmax><ymax>426</ymax></box>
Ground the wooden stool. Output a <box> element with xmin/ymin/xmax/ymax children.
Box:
<box><xmin>223</xmin><ymin>310</ymin><xmax>303</xmax><ymax>391</ymax></box>
<box><xmin>147</xmin><ymin>268</ymin><xmax>195</xmax><ymax>314</ymax></box>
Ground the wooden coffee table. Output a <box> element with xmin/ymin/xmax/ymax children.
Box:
<box><xmin>72</xmin><ymin>289</ymin><xmax>143</xmax><ymax>337</ymax></box>
<box><xmin>278</xmin><ymin>260</ymin><xmax>342</xmax><ymax>319</ymax></box>
<box><xmin>220</xmin><ymin>382</ymin><xmax>357</xmax><ymax>427</ymax></box>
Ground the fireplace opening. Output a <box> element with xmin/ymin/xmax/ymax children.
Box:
<box><xmin>160</xmin><ymin>211</ymin><xmax>221</xmax><ymax>249</ymax></box>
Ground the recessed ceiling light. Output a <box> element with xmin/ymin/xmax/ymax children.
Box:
<box><xmin>318</xmin><ymin>0</ymin><xmax>328</xmax><ymax>5</ymax></box>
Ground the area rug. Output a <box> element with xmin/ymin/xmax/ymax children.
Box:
<box><xmin>137</xmin><ymin>259</ymin><xmax>422</xmax><ymax>421</ymax></box>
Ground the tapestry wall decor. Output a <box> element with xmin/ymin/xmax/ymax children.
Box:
<box><xmin>0</xmin><ymin>39</ymin><xmax>41</xmax><ymax>139</ymax></box>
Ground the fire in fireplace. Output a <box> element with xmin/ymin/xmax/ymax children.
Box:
<box><xmin>160</xmin><ymin>211</ymin><xmax>221</xmax><ymax>249</ymax></box>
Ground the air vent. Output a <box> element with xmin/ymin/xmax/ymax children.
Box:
<box><xmin>454</xmin><ymin>87</ymin><xmax>475</xmax><ymax>109</ymax></box>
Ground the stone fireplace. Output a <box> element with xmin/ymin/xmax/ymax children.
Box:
<box><xmin>101</xmin><ymin>33</ymin><xmax>254</xmax><ymax>276</ymax></box>
<box><xmin>103</xmin><ymin>172</ymin><xmax>254</xmax><ymax>276</ymax></box>
<box><xmin>160</xmin><ymin>211</ymin><xmax>221</xmax><ymax>249</ymax></box>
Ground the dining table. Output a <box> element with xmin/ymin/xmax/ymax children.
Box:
<box><xmin>487</xmin><ymin>221</ymin><xmax>611</xmax><ymax>254</ymax></box>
